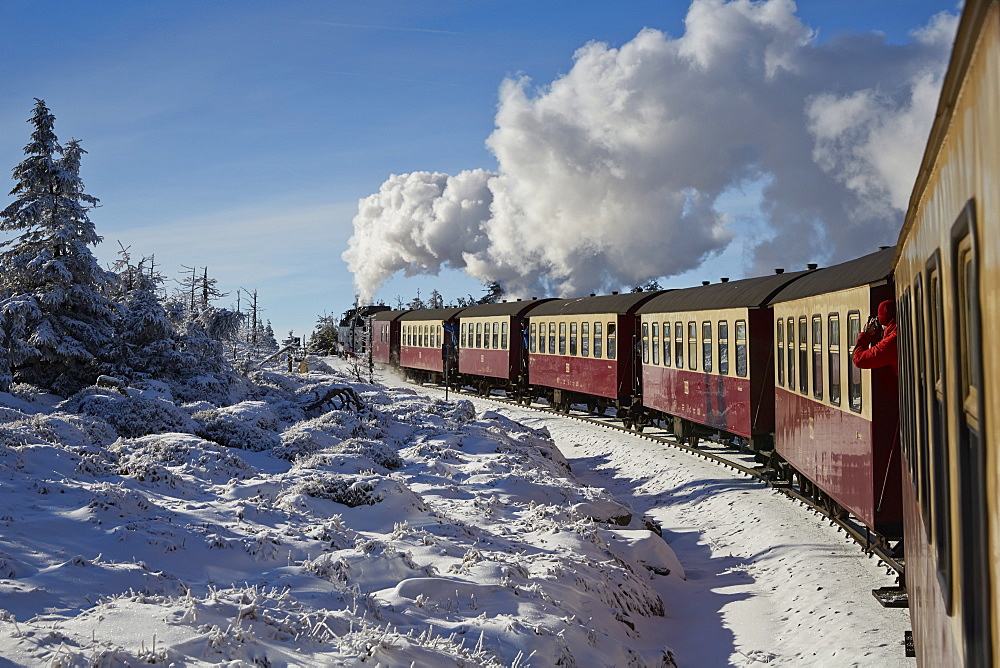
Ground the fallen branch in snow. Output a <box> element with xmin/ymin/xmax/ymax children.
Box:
<box><xmin>300</xmin><ymin>386</ymin><xmax>364</xmax><ymax>413</ymax></box>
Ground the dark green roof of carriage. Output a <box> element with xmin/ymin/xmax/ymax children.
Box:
<box><xmin>767</xmin><ymin>247</ymin><xmax>895</xmax><ymax>304</ymax></box>
<box><xmin>372</xmin><ymin>309</ymin><xmax>410</xmax><ymax>322</ymax></box>
<box><xmin>398</xmin><ymin>307</ymin><xmax>468</xmax><ymax>322</ymax></box>
<box><xmin>527</xmin><ymin>291</ymin><xmax>666</xmax><ymax>317</ymax></box>
<box><xmin>638</xmin><ymin>271</ymin><xmax>811</xmax><ymax>314</ymax></box>
<box><xmin>457</xmin><ymin>298</ymin><xmax>557</xmax><ymax>318</ymax></box>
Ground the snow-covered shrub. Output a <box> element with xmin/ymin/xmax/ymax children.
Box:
<box><xmin>88</xmin><ymin>481</ymin><xmax>157</xmax><ymax>517</ymax></box>
<box><xmin>291</xmin><ymin>438</ymin><xmax>403</xmax><ymax>472</ymax></box>
<box><xmin>0</xmin><ymin>442</ymin><xmax>26</xmax><ymax>473</ymax></box>
<box><xmin>192</xmin><ymin>406</ymin><xmax>280</xmax><ymax>452</ymax></box>
<box><xmin>60</xmin><ymin>388</ymin><xmax>199</xmax><ymax>438</ymax></box>
<box><xmin>112</xmin><ymin>433</ymin><xmax>258</xmax><ymax>482</ymax></box>
<box><xmin>280</xmin><ymin>474</ymin><xmax>384</xmax><ymax>508</ymax></box>
<box><xmin>303</xmin><ymin>515</ymin><xmax>359</xmax><ymax>549</ymax></box>
<box><xmin>179</xmin><ymin>400</ymin><xmax>215</xmax><ymax>414</ymax></box>
<box><xmin>249</xmin><ymin>369</ymin><xmax>300</xmax><ymax>394</ymax></box>
<box><xmin>25</xmin><ymin>411</ymin><xmax>118</xmax><ymax>447</ymax></box>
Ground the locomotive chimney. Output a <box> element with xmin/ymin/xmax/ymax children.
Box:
<box><xmin>775</xmin><ymin>268</ymin><xmax>784</xmax><ymax>274</ymax></box>
<box><xmin>807</xmin><ymin>263</ymin><xmax>818</xmax><ymax>270</ymax></box>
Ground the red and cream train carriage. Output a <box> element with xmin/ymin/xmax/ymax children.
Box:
<box><xmin>893</xmin><ymin>0</ymin><xmax>999</xmax><ymax>663</ymax></box>
<box><xmin>525</xmin><ymin>292</ymin><xmax>663</xmax><ymax>416</ymax></box>
<box><xmin>768</xmin><ymin>248</ymin><xmax>902</xmax><ymax>537</ymax></box>
<box><xmin>397</xmin><ymin>307</ymin><xmax>466</xmax><ymax>383</ymax></box>
<box><xmin>636</xmin><ymin>271</ymin><xmax>809</xmax><ymax>447</ymax></box>
<box><xmin>455</xmin><ymin>299</ymin><xmax>553</xmax><ymax>398</ymax></box>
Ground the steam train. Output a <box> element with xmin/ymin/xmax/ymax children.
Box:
<box><xmin>370</xmin><ymin>1</ymin><xmax>997</xmax><ymax>663</ymax></box>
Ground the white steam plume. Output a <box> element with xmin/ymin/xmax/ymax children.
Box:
<box><xmin>343</xmin><ymin>0</ymin><xmax>958</xmax><ymax>302</ymax></box>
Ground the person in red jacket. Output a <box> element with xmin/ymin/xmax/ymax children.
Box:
<box><xmin>853</xmin><ymin>299</ymin><xmax>898</xmax><ymax>375</ymax></box>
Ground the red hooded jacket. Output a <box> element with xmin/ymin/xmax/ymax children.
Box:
<box><xmin>852</xmin><ymin>320</ymin><xmax>898</xmax><ymax>375</ymax></box>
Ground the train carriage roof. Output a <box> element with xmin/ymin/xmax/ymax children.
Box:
<box><xmin>637</xmin><ymin>271</ymin><xmax>810</xmax><ymax>314</ymax></box>
<box><xmin>527</xmin><ymin>291</ymin><xmax>666</xmax><ymax>317</ymax></box>
<box><xmin>398</xmin><ymin>307</ymin><xmax>468</xmax><ymax>322</ymax></box>
<box><xmin>456</xmin><ymin>298</ymin><xmax>557</xmax><ymax>318</ymax></box>
<box><xmin>372</xmin><ymin>309</ymin><xmax>410</xmax><ymax>322</ymax></box>
<box><xmin>768</xmin><ymin>248</ymin><xmax>895</xmax><ymax>304</ymax></box>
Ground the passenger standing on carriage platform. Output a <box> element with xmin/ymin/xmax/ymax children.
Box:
<box><xmin>853</xmin><ymin>299</ymin><xmax>898</xmax><ymax>375</ymax></box>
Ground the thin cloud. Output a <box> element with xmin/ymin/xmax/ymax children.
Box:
<box><xmin>304</xmin><ymin>20</ymin><xmax>464</xmax><ymax>36</ymax></box>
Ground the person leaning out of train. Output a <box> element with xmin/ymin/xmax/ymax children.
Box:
<box><xmin>852</xmin><ymin>299</ymin><xmax>898</xmax><ymax>375</ymax></box>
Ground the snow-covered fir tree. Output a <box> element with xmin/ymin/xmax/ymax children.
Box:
<box><xmin>106</xmin><ymin>246</ymin><xmax>185</xmax><ymax>381</ymax></box>
<box><xmin>0</xmin><ymin>100</ymin><xmax>116</xmax><ymax>395</ymax></box>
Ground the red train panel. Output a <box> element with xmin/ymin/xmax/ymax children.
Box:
<box><xmin>529</xmin><ymin>354</ymin><xmax>625</xmax><ymax>401</ymax></box>
<box><xmin>644</xmin><ymin>367</ymin><xmax>752</xmax><ymax>437</ymax></box>
<box><xmin>459</xmin><ymin>347</ymin><xmax>514</xmax><ymax>381</ymax></box>
<box><xmin>373</xmin><ymin>320</ymin><xmax>398</xmax><ymax>365</ymax></box>
<box><xmin>775</xmin><ymin>385</ymin><xmax>902</xmax><ymax>533</ymax></box>
<box><xmin>400</xmin><ymin>346</ymin><xmax>444</xmax><ymax>373</ymax></box>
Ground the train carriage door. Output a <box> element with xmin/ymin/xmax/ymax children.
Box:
<box><xmin>951</xmin><ymin>202</ymin><xmax>990</xmax><ymax>668</ymax></box>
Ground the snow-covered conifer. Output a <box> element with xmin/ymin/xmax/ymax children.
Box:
<box><xmin>0</xmin><ymin>100</ymin><xmax>115</xmax><ymax>394</ymax></box>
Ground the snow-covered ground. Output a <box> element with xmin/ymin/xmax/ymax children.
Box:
<box><xmin>0</xmin><ymin>358</ymin><xmax>911</xmax><ymax>666</ymax></box>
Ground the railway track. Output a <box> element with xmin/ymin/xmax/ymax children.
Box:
<box><xmin>404</xmin><ymin>378</ymin><xmax>905</xmax><ymax>579</ymax></box>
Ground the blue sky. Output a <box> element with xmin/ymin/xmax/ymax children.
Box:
<box><xmin>0</xmin><ymin>0</ymin><xmax>959</xmax><ymax>338</ymax></box>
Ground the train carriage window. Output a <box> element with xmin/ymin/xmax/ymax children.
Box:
<box><xmin>687</xmin><ymin>321</ymin><xmax>697</xmax><ymax>371</ymax></box>
<box><xmin>582</xmin><ymin>322</ymin><xmax>590</xmax><ymax>357</ymax></box>
<box><xmin>951</xmin><ymin>205</ymin><xmax>988</xmax><ymax>648</ymax></box>
<box><xmin>492</xmin><ymin>322</ymin><xmax>500</xmax><ymax>349</ymax></box>
<box><xmin>786</xmin><ymin>318</ymin><xmax>795</xmax><ymax>390</ymax></box>
<box><xmin>484</xmin><ymin>322</ymin><xmax>491</xmax><ymax>349</ymax></box>
<box><xmin>607</xmin><ymin>322</ymin><xmax>617</xmax><ymax>360</ymax></box>
<box><xmin>928</xmin><ymin>259</ymin><xmax>953</xmax><ymax>611</ymax></box>
<box><xmin>718</xmin><ymin>321</ymin><xmax>729</xmax><ymax>375</ymax></box>
<box><xmin>529</xmin><ymin>323</ymin><xmax>537</xmax><ymax>353</ymax></box>
<box><xmin>663</xmin><ymin>322</ymin><xmax>671</xmax><ymax>367</ymax></box>
<box><xmin>559</xmin><ymin>322</ymin><xmax>567</xmax><ymax>355</ymax></box>
<box><xmin>847</xmin><ymin>312</ymin><xmax>862</xmax><ymax>412</ymax></box>
<box><xmin>675</xmin><ymin>321</ymin><xmax>684</xmax><ymax>368</ymax></box>
<box><xmin>594</xmin><ymin>322</ymin><xmax>603</xmax><ymax>358</ymax></box>
<box><xmin>476</xmin><ymin>322</ymin><xmax>482</xmax><ymax>348</ymax></box>
<box><xmin>828</xmin><ymin>314</ymin><xmax>841</xmax><ymax>406</ymax></box>
<box><xmin>437</xmin><ymin>325</ymin><xmax>442</xmax><ymax>348</ymax></box>
<box><xmin>549</xmin><ymin>323</ymin><xmax>556</xmax><ymax>355</ymax></box>
<box><xmin>461</xmin><ymin>323</ymin><xmax>467</xmax><ymax>348</ymax></box>
<box><xmin>702</xmin><ymin>322</ymin><xmax>713</xmax><ymax>373</ymax></box>
<box><xmin>812</xmin><ymin>315</ymin><xmax>823</xmax><ymax>400</ymax></box>
<box><xmin>914</xmin><ymin>276</ymin><xmax>930</xmax><ymax>531</ymax></box>
<box><xmin>538</xmin><ymin>322</ymin><xmax>546</xmax><ymax>353</ymax></box>
<box><xmin>777</xmin><ymin>321</ymin><xmax>784</xmax><ymax>385</ymax></box>
<box><xmin>501</xmin><ymin>322</ymin><xmax>508</xmax><ymax>350</ymax></box>
<box><xmin>570</xmin><ymin>322</ymin><xmax>578</xmax><ymax>356</ymax></box>
<box><xmin>735</xmin><ymin>320</ymin><xmax>747</xmax><ymax>377</ymax></box>
<box><xmin>798</xmin><ymin>317</ymin><xmax>808</xmax><ymax>394</ymax></box>
<box><xmin>642</xmin><ymin>322</ymin><xmax>650</xmax><ymax>364</ymax></box>
<box><xmin>652</xmin><ymin>322</ymin><xmax>659</xmax><ymax>365</ymax></box>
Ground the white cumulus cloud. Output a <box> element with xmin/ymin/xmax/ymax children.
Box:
<box><xmin>343</xmin><ymin>0</ymin><xmax>957</xmax><ymax>301</ymax></box>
